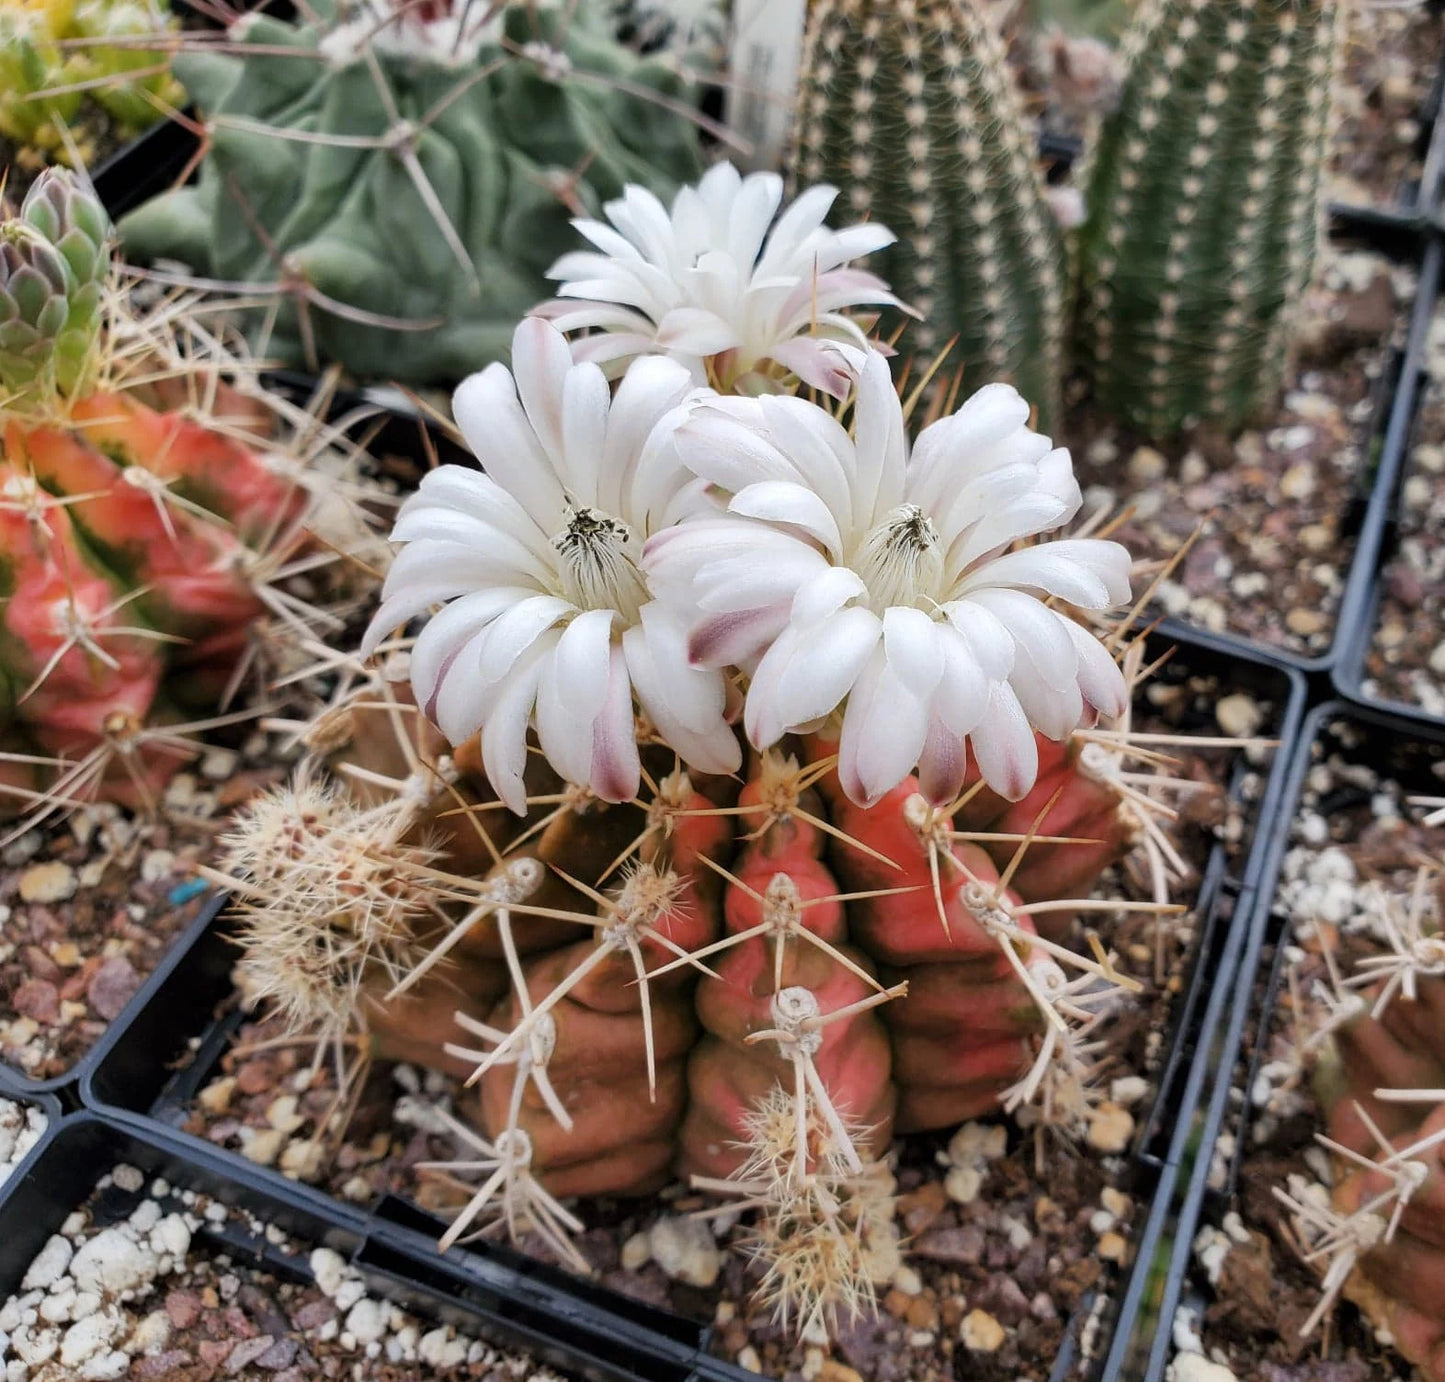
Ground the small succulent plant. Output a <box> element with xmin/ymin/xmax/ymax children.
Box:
<box><xmin>787</xmin><ymin>0</ymin><xmax>1066</xmax><ymax>425</ymax></box>
<box><xmin>1074</xmin><ymin>0</ymin><xmax>1345</xmax><ymax>435</ymax></box>
<box><xmin>0</xmin><ymin>0</ymin><xmax>184</xmax><ymax>170</ymax></box>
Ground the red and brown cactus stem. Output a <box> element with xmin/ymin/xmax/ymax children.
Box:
<box><xmin>677</xmin><ymin>749</ymin><xmax>899</xmax><ymax>1182</ymax></box>
<box><xmin>799</xmin><ymin>747</ymin><xmax>1054</xmax><ymax>1133</ymax></box>
<box><xmin>443</xmin><ymin>766</ymin><xmax>737</xmax><ymax>1200</ymax></box>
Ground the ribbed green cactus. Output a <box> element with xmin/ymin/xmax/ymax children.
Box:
<box><xmin>788</xmin><ymin>0</ymin><xmax>1064</xmax><ymax>427</ymax></box>
<box><xmin>1074</xmin><ymin>0</ymin><xmax>1344</xmax><ymax>436</ymax></box>
<box><xmin>118</xmin><ymin>0</ymin><xmax>704</xmax><ymax>383</ymax></box>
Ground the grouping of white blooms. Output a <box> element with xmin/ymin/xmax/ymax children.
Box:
<box><xmin>365</xmin><ymin>165</ymin><xmax>1132</xmax><ymax>815</ymax></box>
<box><xmin>536</xmin><ymin>162</ymin><xmax>904</xmax><ymax>398</ymax></box>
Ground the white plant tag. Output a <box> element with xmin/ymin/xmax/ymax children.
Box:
<box><xmin>726</xmin><ymin>0</ymin><xmax>808</xmax><ymax>172</ymax></box>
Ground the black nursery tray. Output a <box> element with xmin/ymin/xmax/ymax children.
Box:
<box><xmin>1334</xmin><ymin>236</ymin><xmax>1445</xmax><ymax>726</ymax></box>
<box><xmin>73</xmin><ymin>620</ymin><xmax>1306</xmax><ymax>1382</ymax></box>
<box><xmin>0</xmin><ymin>1112</ymin><xmax>750</xmax><ymax>1382</ymax></box>
<box><xmin>1146</xmin><ymin>699</ymin><xmax>1445</xmax><ymax>1381</ymax></box>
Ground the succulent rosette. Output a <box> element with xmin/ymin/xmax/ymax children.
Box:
<box><xmin>362</xmin><ymin>316</ymin><xmax>741</xmax><ymax>812</ymax></box>
<box><xmin>536</xmin><ymin>161</ymin><xmax>903</xmax><ymax>397</ymax></box>
<box><xmin>643</xmin><ymin>349</ymin><xmax>1132</xmax><ymax>806</ymax></box>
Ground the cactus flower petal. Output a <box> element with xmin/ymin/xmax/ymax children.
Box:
<box><xmin>368</xmin><ymin>319</ymin><xmax>738</xmax><ymax>808</ymax></box>
<box><xmin>645</xmin><ymin>348</ymin><xmax>1130</xmax><ymax>805</ymax></box>
<box><xmin>541</xmin><ymin>162</ymin><xmax>899</xmax><ymax>396</ymax></box>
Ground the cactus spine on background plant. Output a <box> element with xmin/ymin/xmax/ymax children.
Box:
<box><xmin>788</xmin><ymin>0</ymin><xmax>1065</xmax><ymax>426</ymax></box>
<box><xmin>118</xmin><ymin>0</ymin><xmax>705</xmax><ymax>383</ymax></box>
<box><xmin>1074</xmin><ymin>0</ymin><xmax>1345</xmax><ymax>437</ymax></box>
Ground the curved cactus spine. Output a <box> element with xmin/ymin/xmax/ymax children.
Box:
<box><xmin>1075</xmin><ymin>0</ymin><xmax>1345</xmax><ymax>436</ymax></box>
<box><xmin>788</xmin><ymin>0</ymin><xmax>1064</xmax><ymax>423</ymax></box>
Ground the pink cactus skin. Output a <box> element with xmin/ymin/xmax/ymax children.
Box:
<box><xmin>682</xmin><ymin>766</ymin><xmax>897</xmax><ymax>1181</ymax></box>
<box><xmin>805</xmin><ymin>744</ymin><xmax>1051</xmax><ymax>1133</ymax></box>
<box><xmin>950</xmin><ymin>734</ymin><xmax>1135</xmax><ymax>943</ymax></box>
<box><xmin>0</xmin><ymin>463</ymin><xmax>162</xmax><ymax>742</ymax></box>
<box><xmin>10</xmin><ymin>412</ymin><xmax>263</xmax><ymax>640</ymax></box>
<box><xmin>476</xmin><ymin>774</ymin><xmax>732</xmax><ymax>1199</ymax></box>
<box><xmin>0</xmin><ymin>391</ymin><xmax>297</xmax><ymax>811</ymax></box>
<box><xmin>68</xmin><ymin>392</ymin><xmax>300</xmax><ymax>542</ymax></box>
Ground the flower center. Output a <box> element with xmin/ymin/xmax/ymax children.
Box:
<box><xmin>552</xmin><ymin>505</ymin><xmax>649</xmax><ymax>622</ymax></box>
<box><xmin>853</xmin><ymin>504</ymin><xmax>944</xmax><ymax>613</ymax></box>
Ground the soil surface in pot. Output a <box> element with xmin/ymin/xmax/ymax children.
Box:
<box><xmin>1329</xmin><ymin>2</ymin><xmax>1444</xmax><ymax>212</ymax></box>
<box><xmin>178</xmin><ymin>662</ymin><xmax>1278</xmax><ymax>1382</ymax></box>
<box><xmin>1367</xmin><ymin>299</ymin><xmax>1445</xmax><ymax>714</ymax></box>
<box><xmin>1176</xmin><ymin>720</ymin><xmax>1443</xmax><ymax>1381</ymax></box>
<box><xmin>1071</xmin><ymin>241</ymin><xmax>1414</xmax><ymax>661</ymax></box>
<box><xmin>0</xmin><ymin>1160</ymin><xmax>571</xmax><ymax>1380</ymax></box>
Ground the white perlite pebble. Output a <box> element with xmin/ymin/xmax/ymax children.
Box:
<box><xmin>59</xmin><ymin>1307</ymin><xmax>124</xmax><ymax>1367</ymax></box>
<box><xmin>333</xmin><ymin>1277</ymin><xmax>367</xmax><ymax>1312</ymax></box>
<box><xmin>110</xmin><ymin>1165</ymin><xmax>144</xmax><ymax>1194</ymax></box>
<box><xmin>310</xmin><ymin>1248</ymin><xmax>347</xmax><ymax>1299</ymax></box>
<box><xmin>620</xmin><ymin>1232</ymin><xmax>651</xmax><ymax>1271</ymax></box>
<box><xmin>419</xmin><ymin>1327</ymin><xmax>469</xmax><ymax>1368</ymax></box>
<box><xmin>21</xmin><ymin>1236</ymin><xmax>72</xmax><ymax>1291</ymax></box>
<box><xmin>649</xmin><ymin>1216</ymin><xmax>722</xmax><ymax>1288</ymax></box>
<box><xmin>0</xmin><ymin>1100</ymin><xmax>46</xmax><ymax>1192</ymax></box>
<box><xmin>1169</xmin><ymin>1353</ymin><xmax>1239</xmax><ymax>1382</ymax></box>
<box><xmin>128</xmin><ymin>1308</ymin><xmax>172</xmax><ymax>1355</ymax></box>
<box><xmin>149</xmin><ymin>1215</ymin><xmax>190</xmax><ymax>1260</ymax></box>
<box><xmin>70</xmin><ymin>1229</ymin><xmax>157</xmax><ymax>1297</ymax></box>
<box><xmin>345</xmin><ymin>1299</ymin><xmax>387</xmax><ymax>1345</ymax></box>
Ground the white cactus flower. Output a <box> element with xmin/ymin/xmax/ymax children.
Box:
<box><xmin>362</xmin><ymin>318</ymin><xmax>740</xmax><ymax>813</ymax></box>
<box><xmin>535</xmin><ymin>161</ymin><xmax>903</xmax><ymax>399</ymax></box>
<box><xmin>643</xmin><ymin>350</ymin><xmax>1132</xmax><ymax>807</ymax></box>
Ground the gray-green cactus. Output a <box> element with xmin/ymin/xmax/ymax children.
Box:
<box><xmin>1074</xmin><ymin>0</ymin><xmax>1344</xmax><ymax>436</ymax></box>
<box><xmin>788</xmin><ymin>0</ymin><xmax>1065</xmax><ymax>428</ymax></box>
<box><xmin>118</xmin><ymin>0</ymin><xmax>704</xmax><ymax>384</ymax></box>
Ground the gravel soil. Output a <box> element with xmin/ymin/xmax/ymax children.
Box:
<box><xmin>0</xmin><ymin>1160</ymin><xmax>572</xmax><ymax>1380</ymax></box>
<box><xmin>1174</xmin><ymin>718</ymin><xmax>1445</xmax><ymax>1382</ymax></box>
<box><xmin>1329</xmin><ymin>2</ymin><xmax>1445</xmax><ymax>212</ymax></box>
<box><xmin>1071</xmin><ymin>241</ymin><xmax>1414</xmax><ymax>660</ymax></box>
<box><xmin>1367</xmin><ymin>301</ymin><xmax>1445</xmax><ymax>714</ymax></box>
<box><xmin>177</xmin><ymin>661</ymin><xmax>1279</xmax><ymax>1382</ymax></box>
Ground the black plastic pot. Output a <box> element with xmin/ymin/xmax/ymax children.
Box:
<box><xmin>1142</xmin><ymin>699</ymin><xmax>1445</xmax><ymax>1381</ymax></box>
<box><xmin>0</xmin><ymin>1112</ymin><xmax>753</xmax><ymax>1382</ymax></box>
<box><xmin>1334</xmin><ymin>235</ymin><xmax>1445</xmax><ymax>723</ymax></box>
<box><xmin>74</xmin><ymin>620</ymin><xmax>1304</xmax><ymax>1382</ymax></box>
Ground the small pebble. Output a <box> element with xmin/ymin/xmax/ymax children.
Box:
<box><xmin>18</xmin><ymin>862</ymin><xmax>77</xmax><ymax>904</ymax></box>
<box><xmin>960</xmin><ymin>1308</ymin><xmax>1006</xmax><ymax>1352</ymax></box>
<box><xmin>1087</xmin><ymin>1103</ymin><xmax>1135</xmax><ymax>1154</ymax></box>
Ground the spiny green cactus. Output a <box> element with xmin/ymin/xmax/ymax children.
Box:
<box><xmin>1074</xmin><ymin>0</ymin><xmax>1344</xmax><ymax>436</ymax></box>
<box><xmin>118</xmin><ymin>0</ymin><xmax>705</xmax><ymax>384</ymax></box>
<box><xmin>788</xmin><ymin>0</ymin><xmax>1064</xmax><ymax>427</ymax></box>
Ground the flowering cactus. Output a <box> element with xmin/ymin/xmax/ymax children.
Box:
<box><xmin>214</xmin><ymin>170</ymin><xmax>1266</xmax><ymax>1338</ymax></box>
<box><xmin>118</xmin><ymin>0</ymin><xmax>705</xmax><ymax>382</ymax></box>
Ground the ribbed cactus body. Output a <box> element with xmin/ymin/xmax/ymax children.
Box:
<box><xmin>788</xmin><ymin>0</ymin><xmax>1064</xmax><ymax>427</ymax></box>
<box><xmin>1075</xmin><ymin>0</ymin><xmax>1344</xmax><ymax>436</ymax></box>
<box><xmin>119</xmin><ymin>1</ymin><xmax>704</xmax><ymax>383</ymax></box>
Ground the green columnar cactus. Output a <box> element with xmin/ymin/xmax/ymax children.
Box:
<box><xmin>118</xmin><ymin>0</ymin><xmax>705</xmax><ymax>383</ymax></box>
<box><xmin>1075</xmin><ymin>0</ymin><xmax>1344</xmax><ymax>436</ymax></box>
<box><xmin>787</xmin><ymin>0</ymin><xmax>1065</xmax><ymax>426</ymax></box>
